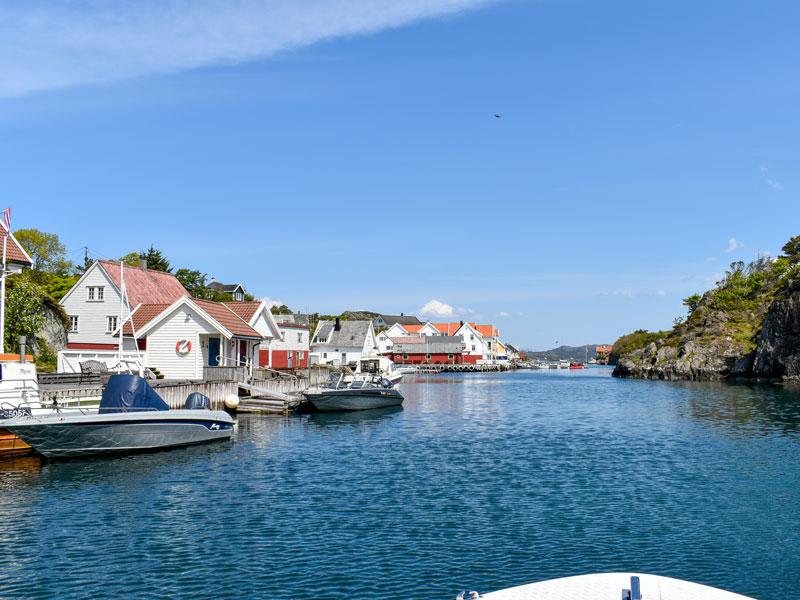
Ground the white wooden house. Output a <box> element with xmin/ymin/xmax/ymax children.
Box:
<box><xmin>58</xmin><ymin>260</ymin><xmax>189</xmax><ymax>371</ymax></box>
<box><xmin>0</xmin><ymin>224</ymin><xmax>33</xmax><ymax>274</ymax></box>
<box><xmin>111</xmin><ymin>297</ymin><xmax>280</xmax><ymax>379</ymax></box>
<box><xmin>309</xmin><ymin>319</ymin><xmax>379</xmax><ymax>366</ymax></box>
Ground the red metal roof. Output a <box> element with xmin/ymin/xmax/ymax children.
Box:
<box><xmin>1</xmin><ymin>228</ymin><xmax>32</xmax><ymax>265</ymax></box>
<box><xmin>403</xmin><ymin>324</ymin><xmax>424</xmax><ymax>333</ymax></box>
<box><xmin>391</xmin><ymin>336</ymin><xmax>424</xmax><ymax>343</ymax></box>
<box><xmin>431</xmin><ymin>323</ymin><xmax>462</xmax><ymax>335</ymax></box>
<box><xmin>98</xmin><ymin>260</ymin><xmax>189</xmax><ymax>306</ymax></box>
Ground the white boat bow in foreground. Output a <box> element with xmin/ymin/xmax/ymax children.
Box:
<box><xmin>466</xmin><ymin>573</ymin><xmax>756</xmax><ymax>600</ymax></box>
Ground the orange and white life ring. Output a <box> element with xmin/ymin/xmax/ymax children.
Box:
<box><xmin>176</xmin><ymin>339</ymin><xmax>192</xmax><ymax>354</ymax></box>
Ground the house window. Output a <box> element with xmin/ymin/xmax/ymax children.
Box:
<box><xmin>470</xmin><ymin>334</ymin><xmax>474</xmax><ymax>341</ymax></box>
<box><xmin>107</xmin><ymin>316</ymin><xmax>118</xmax><ymax>333</ymax></box>
<box><xmin>297</xmin><ymin>332</ymin><xmax>302</xmax><ymax>343</ymax></box>
<box><xmin>69</xmin><ymin>316</ymin><xmax>79</xmax><ymax>332</ymax></box>
<box><xmin>323</xmin><ymin>352</ymin><xmax>328</xmax><ymax>358</ymax></box>
<box><xmin>448</xmin><ymin>354</ymin><xmax>454</xmax><ymax>359</ymax></box>
<box><xmin>317</xmin><ymin>337</ymin><xmax>327</xmax><ymax>343</ymax></box>
<box><xmin>425</xmin><ymin>353</ymin><xmax>431</xmax><ymax>360</ymax></box>
<box><xmin>298</xmin><ymin>351</ymin><xmax>304</xmax><ymax>360</ymax></box>
<box><xmin>281</xmin><ymin>332</ymin><xmax>286</xmax><ymax>342</ymax></box>
<box><xmin>403</xmin><ymin>354</ymin><xmax>408</xmax><ymax>360</ymax></box>
<box><xmin>88</xmin><ymin>286</ymin><xmax>104</xmax><ymax>301</ymax></box>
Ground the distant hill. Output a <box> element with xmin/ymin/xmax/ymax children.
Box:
<box><xmin>341</xmin><ymin>310</ymin><xmax>380</xmax><ymax>321</ymax></box>
<box><xmin>522</xmin><ymin>344</ymin><xmax>607</xmax><ymax>362</ymax></box>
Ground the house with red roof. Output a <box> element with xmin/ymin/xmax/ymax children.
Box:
<box><xmin>60</xmin><ymin>259</ymin><xmax>189</xmax><ymax>352</ymax></box>
<box><xmin>114</xmin><ymin>297</ymin><xmax>281</xmax><ymax>379</ymax></box>
<box><xmin>0</xmin><ymin>224</ymin><xmax>34</xmax><ymax>274</ymax></box>
<box><xmin>57</xmin><ymin>260</ymin><xmax>282</xmax><ymax>378</ymax></box>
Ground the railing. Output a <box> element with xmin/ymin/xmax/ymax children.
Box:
<box><xmin>203</xmin><ymin>366</ymin><xmax>248</xmax><ymax>383</ymax></box>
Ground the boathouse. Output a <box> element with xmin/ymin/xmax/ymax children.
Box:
<box><xmin>389</xmin><ymin>336</ymin><xmax>466</xmax><ymax>365</ymax></box>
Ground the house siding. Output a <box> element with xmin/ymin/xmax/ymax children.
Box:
<box><xmin>61</xmin><ymin>264</ymin><xmax>124</xmax><ymax>347</ymax></box>
<box><xmin>144</xmin><ymin>307</ymin><xmax>217</xmax><ymax>379</ymax></box>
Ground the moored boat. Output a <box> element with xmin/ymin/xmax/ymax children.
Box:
<box><xmin>302</xmin><ymin>372</ymin><xmax>404</xmax><ymax>412</ymax></box>
<box><xmin>355</xmin><ymin>355</ymin><xmax>403</xmax><ymax>385</ymax></box>
<box><xmin>0</xmin><ymin>352</ymin><xmax>44</xmax><ymax>456</ymax></box>
<box><xmin>3</xmin><ymin>374</ymin><xmax>234</xmax><ymax>458</ymax></box>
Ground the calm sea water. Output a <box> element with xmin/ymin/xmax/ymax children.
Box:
<box><xmin>1</xmin><ymin>368</ymin><xmax>799</xmax><ymax>600</ymax></box>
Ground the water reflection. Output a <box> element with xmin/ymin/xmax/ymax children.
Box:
<box><xmin>305</xmin><ymin>405</ymin><xmax>403</xmax><ymax>429</ymax></box>
<box><xmin>674</xmin><ymin>381</ymin><xmax>800</xmax><ymax>439</ymax></box>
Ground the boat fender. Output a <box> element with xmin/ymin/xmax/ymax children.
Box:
<box><xmin>224</xmin><ymin>394</ymin><xmax>240</xmax><ymax>409</ymax></box>
<box><xmin>176</xmin><ymin>339</ymin><xmax>192</xmax><ymax>354</ymax></box>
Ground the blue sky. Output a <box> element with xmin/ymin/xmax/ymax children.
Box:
<box><xmin>2</xmin><ymin>0</ymin><xmax>798</xmax><ymax>350</ymax></box>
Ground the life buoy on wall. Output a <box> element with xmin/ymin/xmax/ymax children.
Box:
<box><xmin>176</xmin><ymin>339</ymin><xmax>192</xmax><ymax>354</ymax></box>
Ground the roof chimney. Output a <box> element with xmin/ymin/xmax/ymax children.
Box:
<box><xmin>460</xmin><ymin>320</ymin><xmax>464</xmax><ymax>326</ymax></box>
<box><xmin>138</xmin><ymin>259</ymin><xmax>147</xmax><ymax>271</ymax></box>
<box><xmin>401</xmin><ymin>312</ymin><xmax>404</xmax><ymax>316</ymax></box>
<box><xmin>334</xmin><ymin>317</ymin><xmax>341</xmax><ymax>331</ymax></box>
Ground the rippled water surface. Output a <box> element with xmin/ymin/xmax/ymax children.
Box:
<box><xmin>2</xmin><ymin>368</ymin><xmax>800</xmax><ymax>599</ymax></box>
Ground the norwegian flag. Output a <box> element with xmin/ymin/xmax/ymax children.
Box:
<box><xmin>2</xmin><ymin>208</ymin><xmax>9</xmax><ymax>233</ymax></box>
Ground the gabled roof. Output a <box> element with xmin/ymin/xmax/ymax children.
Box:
<box><xmin>224</xmin><ymin>301</ymin><xmax>261</xmax><ymax>323</ymax></box>
<box><xmin>121</xmin><ymin>303</ymin><xmax>171</xmax><ymax>335</ymax></box>
<box><xmin>404</xmin><ymin>324</ymin><xmax>424</xmax><ymax>334</ymax></box>
<box><xmin>125</xmin><ymin>297</ymin><xmax>262</xmax><ymax>340</ymax></box>
<box><xmin>431</xmin><ymin>322</ymin><xmax>463</xmax><ymax>335</ymax></box>
<box><xmin>207</xmin><ymin>281</ymin><xmax>244</xmax><ymax>293</ymax></box>
<box><xmin>475</xmin><ymin>324</ymin><xmax>496</xmax><ymax>338</ymax></box>
<box><xmin>313</xmin><ymin>320</ymin><xmax>373</xmax><ymax>347</ymax></box>
<box><xmin>192</xmin><ymin>298</ymin><xmax>261</xmax><ymax>338</ymax></box>
<box><xmin>0</xmin><ymin>224</ymin><xmax>33</xmax><ymax>266</ymax></box>
<box><xmin>274</xmin><ymin>313</ymin><xmax>311</xmax><ymax>327</ymax></box>
<box><xmin>378</xmin><ymin>314</ymin><xmax>422</xmax><ymax>326</ymax></box>
<box><xmin>98</xmin><ymin>260</ymin><xmax>189</xmax><ymax>306</ymax></box>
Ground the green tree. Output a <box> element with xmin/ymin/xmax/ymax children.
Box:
<box><xmin>117</xmin><ymin>252</ymin><xmax>140</xmax><ymax>267</ymax></box>
<box><xmin>4</xmin><ymin>275</ymin><xmax>46</xmax><ymax>352</ymax></box>
<box><xmin>175</xmin><ymin>268</ymin><xmax>211</xmax><ymax>299</ymax></box>
<box><xmin>139</xmin><ymin>245</ymin><xmax>171</xmax><ymax>272</ymax></box>
<box><xmin>13</xmin><ymin>229</ymin><xmax>75</xmax><ymax>276</ymax></box>
<box><xmin>270</xmin><ymin>304</ymin><xmax>293</xmax><ymax>315</ymax></box>
<box><xmin>782</xmin><ymin>235</ymin><xmax>800</xmax><ymax>263</ymax></box>
<box><xmin>682</xmin><ymin>293</ymin><xmax>701</xmax><ymax>314</ymax></box>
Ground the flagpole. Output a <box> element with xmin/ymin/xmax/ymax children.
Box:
<box><xmin>0</xmin><ymin>231</ymin><xmax>6</xmax><ymax>354</ymax></box>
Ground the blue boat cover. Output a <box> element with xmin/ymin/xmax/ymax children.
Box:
<box><xmin>99</xmin><ymin>374</ymin><xmax>169</xmax><ymax>414</ymax></box>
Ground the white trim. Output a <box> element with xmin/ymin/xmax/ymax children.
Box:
<box><xmin>0</xmin><ymin>223</ymin><xmax>34</xmax><ymax>265</ymax></box>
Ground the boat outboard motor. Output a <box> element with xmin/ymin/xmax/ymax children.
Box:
<box><xmin>379</xmin><ymin>378</ymin><xmax>393</xmax><ymax>388</ymax></box>
<box><xmin>184</xmin><ymin>392</ymin><xmax>211</xmax><ymax>410</ymax></box>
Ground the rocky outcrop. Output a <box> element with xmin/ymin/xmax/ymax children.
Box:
<box><xmin>613</xmin><ymin>271</ymin><xmax>800</xmax><ymax>382</ymax></box>
<box><xmin>749</xmin><ymin>277</ymin><xmax>800</xmax><ymax>382</ymax></box>
<box><xmin>31</xmin><ymin>299</ymin><xmax>68</xmax><ymax>355</ymax></box>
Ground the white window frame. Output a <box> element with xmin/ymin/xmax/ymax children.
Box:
<box><xmin>107</xmin><ymin>316</ymin><xmax>118</xmax><ymax>333</ymax></box>
<box><xmin>297</xmin><ymin>332</ymin><xmax>302</xmax><ymax>343</ymax></box>
<box><xmin>69</xmin><ymin>316</ymin><xmax>79</xmax><ymax>332</ymax></box>
<box><xmin>87</xmin><ymin>286</ymin><xmax>105</xmax><ymax>301</ymax></box>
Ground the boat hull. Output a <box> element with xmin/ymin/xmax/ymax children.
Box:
<box><xmin>303</xmin><ymin>389</ymin><xmax>404</xmax><ymax>412</ymax></box>
<box><xmin>480</xmin><ymin>572</ymin><xmax>755</xmax><ymax>599</ymax></box>
<box><xmin>3</xmin><ymin>410</ymin><xmax>234</xmax><ymax>458</ymax></box>
<box><xmin>0</xmin><ymin>427</ymin><xmax>32</xmax><ymax>456</ymax></box>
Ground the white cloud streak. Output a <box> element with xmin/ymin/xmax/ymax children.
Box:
<box><xmin>0</xmin><ymin>0</ymin><xmax>498</xmax><ymax>98</ymax></box>
<box><xmin>766</xmin><ymin>179</ymin><xmax>783</xmax><ymax>190</ymax></box>
<box><xmin>726</xmin><ymin>238</ymin><xmax>740</xmax><ymax>253</ymax></box>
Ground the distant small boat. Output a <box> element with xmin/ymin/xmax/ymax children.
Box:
<box><xmin>473</xmin><ymin>572</ymin><xmax>755</xmax><ymax>599</ymax></box>
<box><xmin>302</xmin><ymin>372</ymin><xmax>404</xmax><ymax>412</ymax></box>
<box><xmin>569</xmin><ymin>362</ymin><xmax>585</xmax><ymax>369</ymax></box>
<box><xmin>4</xmin><ymin>374</ymin><xmax>233</xmax><ymax>459</ymax></box>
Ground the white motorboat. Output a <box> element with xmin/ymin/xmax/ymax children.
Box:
<box><xmin>0</xmin><ymin>353</ymin><xmax>42</xmax><ymax>456</ymax></box>
<box><xmin>355</xmin><ymin>355</ymin><xmax>403</xmax><ymax>385</ymax></box>
<box><xmin>3</xmin><ymin>374</ymin><xmax>233</xmax><ymax>458</ymax></box>
<box><xmin>462</xmin><ymin>573</ymin><xmax>755</xmax><ymax>600</ymax></box>
<box><xmin>302</xmin><ymin>372</ymin><xmax>404</xmax><ymax>412</ymax></box>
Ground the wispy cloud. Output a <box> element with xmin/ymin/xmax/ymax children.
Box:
<box><xmin>0</xmin><ymin>0</ymin><xmax>498</xmax><ymax>98</ymax></box>
<box><xmin>599</xmin><ymin>289</ymin><xmax>634</xmax><ymax>297</ymax></box>
<box><xmin>704</xmin><ymin>256</ymin><xmax>717</xmax><ymax>262</ymax></box>
<box><xmin>656</xmin><ymin>290</ymin><xmax>666</xmax><ymax>296</ymax></box>
<box><xmin>766</xmin><ymin>179</ymin><xmax>783</xmax><ymax>190</ymax></box>
<box><xmin>726</xmin><ymin>238</ymin><xmax>740</xmax><ymax>253</ymax></box>
<box><xmin>419</xmin><ymin>299</ymin><xmax>476</xmax><ymax>318</ymax></box>
<box><xmin>260</xmin><ymin>296</ymin><xmax>283</xmax><ymax>309</ymax></box>
<box><xmin>497</xmin><ymin>311</ymin><xmax>509</xmax><ymax>317</ymax></box>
